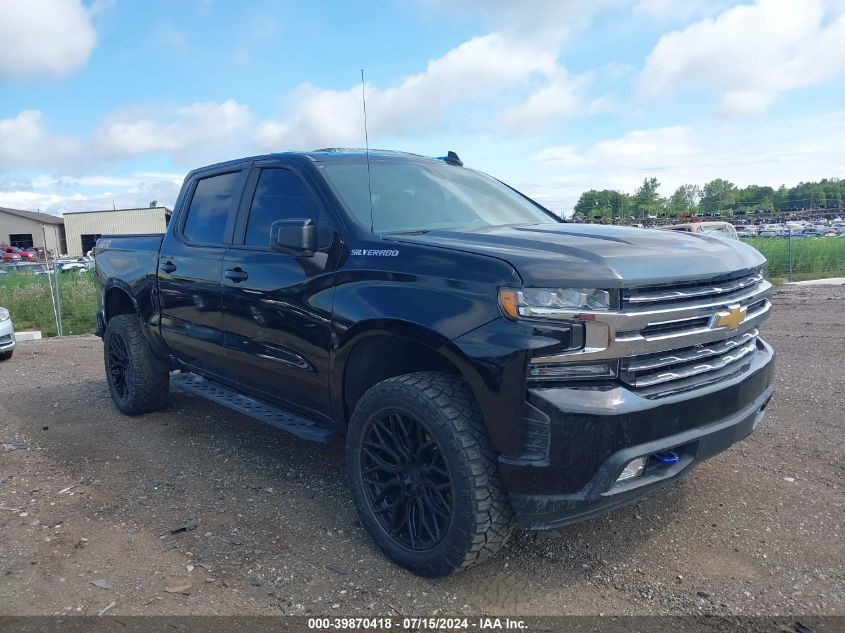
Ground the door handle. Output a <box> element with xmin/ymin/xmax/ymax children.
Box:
<box><xmin>160</xmin><ymin>260</ymin><xmax>176</xmax><ymax>274</ymax></box>
<box><xmin>224</xmin><ymin>268</ymin><xmax>249</xmax><ymax>283</ymax></box>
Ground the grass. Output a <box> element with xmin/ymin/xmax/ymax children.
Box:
<box><xmin>0</xmin><ymin>272</ymin><xmax>99</xmax><ymax>336</ymax></box>
<box><xmin>742</xmin><ymin>236</ymin><xmax>845</xmax><ymax>281</ymax></box>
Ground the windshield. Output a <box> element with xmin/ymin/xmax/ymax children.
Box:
<box><xmin>320</xmin><ymin>160</ymin><xmax>557</xmax><ymax>234</ymax></box>
<box><xmin>699</xmin><ymin>225</ymin><xmax>736</xmax><ymax>239</ymax></box>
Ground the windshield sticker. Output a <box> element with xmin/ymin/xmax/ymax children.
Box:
<box><xmin>350</xmin><ymin>249</ymin><xmax>399</xmax><ymax>256</ymax></box>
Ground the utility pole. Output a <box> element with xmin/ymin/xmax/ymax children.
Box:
<box><xmin>42</xmin><ymin>225</ymin><xmax>62</xmax><ymax>336</ymax></box>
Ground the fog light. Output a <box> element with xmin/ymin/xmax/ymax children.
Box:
<box><xmin>616</xmin><ymin>457</ymin><xmax>646</xmax><ymax>483</ymax></box>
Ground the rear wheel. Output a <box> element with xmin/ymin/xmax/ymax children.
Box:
<box><xmin>104</xmin><ymin>314</ymin><xmax>169</xmax><ymax>415</ymax></box>
<box><xmin>347</xmin><ymin>372</ymin><xmax>515</xmax><ymax>577</ymax></box>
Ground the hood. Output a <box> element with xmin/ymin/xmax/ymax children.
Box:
<box><xmin>386</xmin><ymin>223</ymin><xmax>766</xmax><ymax>287</ymax></box>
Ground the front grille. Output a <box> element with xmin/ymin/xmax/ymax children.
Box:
<box><xmin>616</xmin><ymin>270</ymin><xmax>771</xmax><ymax>395</ymax></box>
<box><xmin>527</xmin><ymin>269</ymin><xmax>772</xmax><ymax>398</ymax></box>
<box><xmin>623</xmin><ymin>269</ymin><xmax>763</xmax><ymax>308</ymax></box>
<box><xmin>620</xmin><ymin>330</ymin><xmax>758</xmax><ymax>389</ymax></box>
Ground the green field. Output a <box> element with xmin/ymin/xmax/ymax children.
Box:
<box><xmin>0</xmin><ymin>272</ymin><xmax>99</xmax><ymax>336</ymax></box>
<box><xmin>742</xmin><ymin>236</ymin><xmax>845</xmax><ymax>281</ymax></box>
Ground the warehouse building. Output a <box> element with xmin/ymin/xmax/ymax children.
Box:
<box><xmin>0</xmin><ymin>206</ymin><xmax>66</xmax><ymax>256</ymax></box>
<box><xmin>63</xmin><ymin>207</ymin><xmax>171</xmax><ymax>256</ymax></box>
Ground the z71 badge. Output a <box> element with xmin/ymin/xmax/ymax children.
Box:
<box><xmin>350</xmin><ymin>249</ymin><xmax>399</xmax><ymax>256</ymax></box>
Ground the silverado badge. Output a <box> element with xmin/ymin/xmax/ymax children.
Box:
<box><xmin>714</xmin><ymin>305</ymin><xmax>747</xmax><ymax>330</ymax></box>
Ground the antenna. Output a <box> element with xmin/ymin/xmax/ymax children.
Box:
<box><xmin>361</xmin><ymin>69</ymin><xmax>375</xmax><ymax>234</ymax></box>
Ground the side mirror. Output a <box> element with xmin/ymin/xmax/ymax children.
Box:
<box><xmin>270</xmin><ymin>218</ymin><xmax>317</xmax><ymax>255</ymax></box>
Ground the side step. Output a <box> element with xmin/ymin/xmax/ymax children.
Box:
<box><xmin>171</xmin><ymin>373</ymin><xmax>339</xmax><ymax>443</ymax></box>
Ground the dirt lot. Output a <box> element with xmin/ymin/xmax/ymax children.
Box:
<box><xmin>0</xmin><ymin>285</ymin><xmax>842</xmax><ymax>617</ymax></box>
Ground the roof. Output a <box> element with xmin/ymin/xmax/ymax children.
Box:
<box><xmin>186</xmin><ymin>149</ymin><xmax>451</xmax><ymax>179</ymax></box>
<box><xmin>0</xmin><ymin>206</ymin><xmax>64</xmax><ymax>225</ymax></box>
<box><xmin>62</xmin><ymin>206</ymin><xmax>172</xmax><ymax>216</ymax></box>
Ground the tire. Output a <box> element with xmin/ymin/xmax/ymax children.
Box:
<box><xmin>346</xmin><ymin>371</ymin><xmax>515</xmax><ymax>577</ymax></box>
<box><xmin>0</xmin><ymin>350</ymin><xmax>12</xmax><ymax>361</ymax></box>
<box><xmin>104</xmin><ymin>314</ymin><xmax>169</xmax><ymax>415</ymax></box>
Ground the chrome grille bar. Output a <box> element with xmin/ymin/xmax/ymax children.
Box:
<box><xmin>622</xmin><ymin>329</ymin><xmax>759</xmax><ymax>372</ymax></box>
<box><xmin>624</xmin><ymin>272</ymin><xmax>763</xmax><ymax>306</ymax></box>
<box><xmin>621</xmin><ymin>338</ymin><xmax>757</xmax><ymax>388</ymax></box>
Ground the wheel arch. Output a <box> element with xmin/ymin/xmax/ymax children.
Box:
<box><xmin>103</xmin><ymin>282</ymin><xmax>138</xmax><ymax>322</ymax></box>
<box><xmin>332</xmin><ymin>319</ymin><xmax>486</xmax><ymax>429</ymax></box>
<box><xmin>101</xmin><ymin>279</ymin><xmax>173</xmax><ymax>367</ymax></box>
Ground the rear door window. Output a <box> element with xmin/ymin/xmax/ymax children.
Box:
<box><xmin>183</xmin><ymin>171</ymin><xmax>243</xmax><ymax>244</ymax></box>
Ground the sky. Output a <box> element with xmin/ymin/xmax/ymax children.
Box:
<box><xmin>1</xmin><ymin>0</ymin><xmax>844</xmax><ymax>218</ymax></box>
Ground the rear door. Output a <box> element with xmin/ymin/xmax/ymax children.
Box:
<box><xmin>158</xmin><ymin>167</ymin><xmax>248</xmax><ymax>380</ymax></box>
<box><xmin>221</xmin><ymin>162</ymin><xmax>337</xmax><ymax>416</ymax></box>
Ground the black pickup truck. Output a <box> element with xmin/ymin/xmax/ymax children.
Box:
<box><xmin>95</xmin><ymin>149</ymin><xmax>774</xmax><ymax>577</ymax></box>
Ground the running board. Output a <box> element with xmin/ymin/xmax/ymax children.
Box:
<box><xmin>171</xmin><ymin>373</ymin><xmax>338</xmax><ymax>443</ymax></box>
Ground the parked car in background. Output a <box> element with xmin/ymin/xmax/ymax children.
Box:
<box><xmin>662</xmin><ymin>221</ymin><xmax>739</xmax><ymax>240</ymax></box>
<box><xmin>0</xmin><ymin>249</ymin><xmax>22</xmax><ymax>263</ymax></box>
<box><xmin>735</xmin><ymin>225</ymin><xmax>758</xmax><ymax>238</ymax></box>
<box><xmin>0</xmin><ymin>307</ymin><xmax>15</xmax><ymax>360</ymax></box>
<box><xmin>2</xmin><ymin>247</ymin><xmax>37</xmax><ymax>262</ymax></box>
<box><xmin>0</xmin><ymin>262</ymin><xmax>50</xmax><ymax>275</ymax></box>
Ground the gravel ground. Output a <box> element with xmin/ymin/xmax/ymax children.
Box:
<box><xmin>0</xmin><ymin>285</ymin><xmax>842</xmax><ymax>617</ymax></box>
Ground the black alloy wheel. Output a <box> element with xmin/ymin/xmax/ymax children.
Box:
<box><xmin>107</xmin><ymin>332</ymin><xmax>131</xmax><ymax>399</ymax></box>
<box><xmin>346</xmin><ymin>372</ymin><xmax>515</xmax><ymax>576</ymax></box>
<box><xmin>360</xmin><ymin>410</ymin><xmax>453</xmax><ymax>550</ymax></box>
<box><xmin>103</xmin><ymin>314</ymin><xmax>170</xmax><ymax>415</ymax></box>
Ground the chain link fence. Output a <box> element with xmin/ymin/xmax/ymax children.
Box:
<box><xmin>742</xmin><ymin>235</ymin><xmax>845</xmax><ymax>281</ymax></box>
<box><xmin>0</xmin><ymin>271</ymin><xmax>98</xmax><ymax>337</ymax></box>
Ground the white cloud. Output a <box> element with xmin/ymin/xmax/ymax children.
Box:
<box><xmin>498</xmin><ymin>71</ymin><xmax>592</xmax><ymax>132</ymax></box>
<box><xmin>638</xmin><ymin>0</ymin><xmax>845</xmax><ymax>115</ymax></box>
<box><xmin>0</xmin><ymin>176</ymin><xmax>183</xmax><ymax>215</ymax></box>
<box><xmin>258</xmin><ymin>33</ymin><xmax>559</xmax><ymax>149</ymax></box>
<box><xmin>530</xmin><ymin>116</ymin><xmax>845</xmax><ymax>212</ymax></box>
<box><xmin>0</xmin><ymin>110</ymin><xmax>81</xmax><ymax>167</ymax></box>
<box><xmin>633</xmin><ymin>0</ymin><xmax>734</xmax><ymax>22</ymax></box>
<box><xmin>534</xmin><ymin>126</ymin><xmax>696</xmax><ymax>170</ymax></box>
<box><xmin>0</xmin><ymin>0</ymin><xmax>97</xmax><ymax>80</ymax></box>
<box><xmin>93</xmin><ymin>100</ymin><xmax>254</xmax><ymax>162</ymax></box>
<box><xmin>434</xmin><ymin>0</ymin><xmax>614</xmax><ymax>45</ymax></box>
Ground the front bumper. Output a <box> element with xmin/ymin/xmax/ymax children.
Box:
<box><xmin>0</xmin><ymin>318</ymin><xmax>16</xmax><ymax>353</ymax></box>
<box><xmin>500</xmin><ymin>339</ymin><xmax>775</xmax><ymax>530</ymax></box>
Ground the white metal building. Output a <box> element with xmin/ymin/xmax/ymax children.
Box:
<box><xmin>62</xmin><ymin>207</ymin><xmax>171</xmax><ymax>256</ymax></box>
<box><xmin>0</xmin><ymin>207</ymin><xmax>66</xmax><ymax>256</ymax></box>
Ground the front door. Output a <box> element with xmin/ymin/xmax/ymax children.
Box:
<box><xmin>159</xmin><ymin>168</ymin><xmax>247</xmax><ymax>381</ymax></box>
<box><xmin>221</xmin><ymin>165</ymin><xmax>336</xmax><ymax>416</ymax></box>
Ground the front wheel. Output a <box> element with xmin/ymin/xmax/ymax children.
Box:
<box><xmin>346</xmin><ymin>372</ymin><xmax>515</xmax><ymax>577</ymax></box>
<box><xmin>104</xmin><ymin>314</ymin><xmax>170</xmax><ymax>415</ymax></box>
<box><xmin>0</xmin><ymin>350</ymin><xmax>12</xmax><ymax>361</ymax></box>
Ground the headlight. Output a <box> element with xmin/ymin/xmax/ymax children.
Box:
<box><xmin>499</xmin><ymin>287</ymin><xmax>612</xmax><ymax>319</ymax></box>
<box><xmin>0</xmin><ymin>308</ymin><xmax>9</xmax><ymax>322</ymax></box>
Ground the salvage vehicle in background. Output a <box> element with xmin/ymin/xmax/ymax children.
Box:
<box><xmin>662</xmin><ymin>221</ymin><xmax>739</xmax><ymax>240</ymax></box>
<box><xmin>0</xmin><ymin>307</ymin><xmax>15</xmax><ymax>360</ymax></box>
<box><xmin>1</xmin><ymin>247</ymin><xmax>37</xmax><ymax>262</ymax></box>
<box><xmin>0</xmin><ymin>249</ymin><xmax>22</xmax><ymax>263</ymax></box>
<box><xmin>94</xmin><ymin>149</ymin><xmax>775</xmax><ymax>576</ymax></box>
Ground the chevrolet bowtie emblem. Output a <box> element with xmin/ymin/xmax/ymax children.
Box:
<box><xmin>715</xmin><ymin>305</ymin><xmax>747</xmax><ymax>329</ymax></box>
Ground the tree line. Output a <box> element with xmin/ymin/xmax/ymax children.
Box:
<box><xmin>573</xmin><ymin>177</ymin><xmax>845</xmax><ymax>220</ymax></box>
